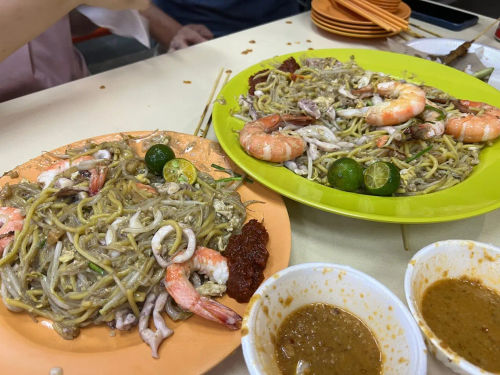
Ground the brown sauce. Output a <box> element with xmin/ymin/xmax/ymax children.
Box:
<box><xmin>225</xmin><ymin>220</ymin><xmax>269</xmax><ymax>303</ymax></box>
<box><xmin>277</xmin><ymin>57</ymin><xmax>300</xmax><ymax>73</ymax></box>
<box><xmin>248</xmin><ymin>57</ymin><xmax>299</xmax><ymax>95</ymax></box>
<box><xmin>422</xmin><ymin>277</ymin><xmax>500</xmax><ymax>372</ymax></box>
<box><xmin>275</xmin><ymin>303</ymin><xmax>382</xmax><ymax>375</ymax></box>
<box><xmin>248</xmin><ymin>69</ymin><xmax>269</xmax><ymax>95</ymax></box>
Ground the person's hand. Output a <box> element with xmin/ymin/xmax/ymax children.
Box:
<box><xmin>83</xmin><ymin>0</ymin><xmax>150</xmax><ymax>11</ymax></box>
<box><xmin>168</xmin><ymin>24</ymin><xmax>213</xmax><ymax>52</ymax></box>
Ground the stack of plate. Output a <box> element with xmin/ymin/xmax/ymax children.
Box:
<box><xmin>311</xmin><ymin>0</ymin><xmax>410</xmax><ymax>38</ymax></box>
<box><xmin>367</xmin><ymin>0</ymin><xmax>401</xmax><ymax>13</ymax></box>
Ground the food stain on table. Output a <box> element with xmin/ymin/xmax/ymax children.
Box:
<box><xmin>183</xmin><ymin>80</ymin><xmax>192</xmax><ymax>84</ymax></box>
<box><xmin>421</xmin><ymin>277</ymin><xmax>500</xmax><ymax>372</ymax></box>
<box><xmin>241</xmin><ymin>49</ymin><xmax>253</xmax><ymax>55</ymax></box>
<box><xmin>249</xmin><ymin>40</ymin><xmax>256</xmax><ymax>44</ymax></box>
<box><xmin>275</xmin><ymin>303</ymin><xmax>382</xmax><ymax>375</ymax></box>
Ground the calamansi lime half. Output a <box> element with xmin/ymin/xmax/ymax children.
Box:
<box><xmin>163</xmin><ymin>158</ymin><xmax>197</xmax><ymax>184</ymax></box>
<box><xmin>363</xmin><ymin>161</ymin><xmax>400</xmax><ymax>196</ymax></box>
<box><xmin>145</xmin><ymin>144</ymin><xmax>175</xmax><ymax>175</ymax></box>
<box><xmin>327</xmin><ymin>157</ymin><xmax>364</xmax><ymax>192</ymax></box>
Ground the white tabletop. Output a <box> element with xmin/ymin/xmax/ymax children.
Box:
<box><xmin>1</xmin><ymin>9</ymin><xmax>500</xmax><ymax>375</ymax></box>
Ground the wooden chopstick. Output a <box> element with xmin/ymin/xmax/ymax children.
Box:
<box><xmin>200</xmin><ymin>69</ymin><xmax>232</xmax><ymax>138</ymax></box>
<box><xmin>334</xmin><ymin>0</ymin><xmax>397</xmax><ymax>31</ymax></box>
<box><xmin>335</xmin><ymin>0</ymin><xmax>409</xmax><ymax>32</ymax></box>
<box><xmin>404</xmin><ymin>28</ymin><xmax>426</xmax><ymax>39</ymax></box>
<box><xmin>400</xmin><ymin>224</ymin><xmax>410</xmax><ymax>251</ymax></box>
<box><xmin>350</xmin><ymin>0</ymin><xmax>408</xmax><ymax>29</ymax></box>
<box><xmin>471</xmin><ymin>17</ymin><xmax>500</xmax><ymax>42</ymax></box>
<box><xmin>334</xmin><ymin>0</ymin><xmax>401</xmax><ymax>32</ymax></box>
<box><xmin>193</xmin><ymin>67</ymin><xmax>224</xmax><ymax>137</ymax></box>
<box><xmin>409</xmin><ymin>23</ymin><xmax>443</xmax><ymax>38</ymax></box>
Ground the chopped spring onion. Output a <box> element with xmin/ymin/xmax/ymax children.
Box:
<box><xmin>211</xmin><ymin>163</ymin><xmax>253</xmax><ymax>183</ymax></box>
<box><xmin>424</xmin><ymin>105</ymin><xmax>446</xmax><ymax>121</ymax></box>
<box><xmin>88</xmin><ymin>262</ymin><xmax>106</xmax><ymax>275</ymax></box>
<box><xmin>472</xmin><ymin>67</ymin><xmax>494</xmax><ymax>80</ymax></box>
<box><xmin>211</xmin><ymin>163</ymin><xmax>233</xmax><ymax>174</ymax></box>
<box><xmin>215</xmin><ymin>177</ymin><xmax>243</xmax><ymax>183</ymax></box>
<box><xmin>39</xmin><ymin>237</ymin><xmax>47</xmax><ymax>249</ymax></box>
<box><xmin>406</xmin><ymin>145</ymin><xmax>433</xmax><ymax>163</ymax></box>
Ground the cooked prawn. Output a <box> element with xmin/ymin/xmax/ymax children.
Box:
<box><xmin>0</xmin><ymin>207</ymin><xmax>24</xmax><ymax>254</ymax></box>
<box><xmin>239</xmin><ymin>114</ymin><xmax>314</xmax><ymax>162</ymax></box>
<box><xmin>135</xmin><ymin>182</ymin><xmax>158</xmax><ymax>195</ymax></box>
<box><xmin>366</xmin><ymin>81</ymin><xmax>426</xmax><ymax>126</ymax></box>
<box><xmin>88</xmin><ymin>166</ymin><xmax>107</xmax><ymax>196</ymax></box>
<box><xmin>376</xmin><ymin>135</ymin><xmax>389</xmax><ymax>148</ymax></box>
<box><xmin>410</xmin><ymin>101</ymin><xmax>445</xmax><ymax>140</ymax></box>
<box><xmin>165</xmin><ymin>246</ymin><xmax>242</xmax><ymax>330</ymax></box>
<box><xmin>37</xmin><ymin>155</ymin><xmax>108</xmax><ymax>195</ymax></box>
<box><xmin>445</xmin><ymin>100</ymin><xmax>500</xmax><ymax>143</ymax></box>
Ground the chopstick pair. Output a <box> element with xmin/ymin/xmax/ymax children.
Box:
<box><xmin>333</xmin><ymin>0</ymin><xmax>408</xmax><ymax>32</ymax></box>
<box><xmin>193</xmin><ymin>68</ymin><xmax>232</xmax><ymax>138</ymax></box>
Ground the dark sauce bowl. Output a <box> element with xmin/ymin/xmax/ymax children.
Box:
<box><xmin>405</xmin><ymin>240</ymin><xmax>500</xmax><ymax>375</ymax></box>
<box><xmin>242</xmin><ymin>263</ymin><xmax>427</xmax><ymax>375</ymax></box>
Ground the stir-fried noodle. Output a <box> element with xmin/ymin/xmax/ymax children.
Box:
<box><xmin>0</xmin><ymin>133</ymin><xmax>246</xmax><ymax>353</ymax></box>
<box><xmin>236</xmin><ymin>57</ymin><xmax>486</xmax><ymax>195</ymax></box>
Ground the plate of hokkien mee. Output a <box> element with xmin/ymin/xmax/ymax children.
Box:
<box><xmin>0</xmin><ymin>131</ymin><xmax>291</xmax><ymax>374</ymax></box>
<box><xmin>213</xmin><ymin>48</ymin><xmax>500</xmax><ymax>223</ymax></box>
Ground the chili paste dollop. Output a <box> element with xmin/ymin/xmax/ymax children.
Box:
<box><xmin>225</xmin><ymin>219</ymin><xmax>269</xmax><ymax>303</ymax></box>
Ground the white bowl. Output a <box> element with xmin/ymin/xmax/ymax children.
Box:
<box><xmin>242</xmin><ymin>263</ymin><xmax>427</xmax><ymax>375</ymax></box>
<box><xmin>405</xmin><ymin>240</ymin><xmax>500</xmax><ymax>375</ymax></box>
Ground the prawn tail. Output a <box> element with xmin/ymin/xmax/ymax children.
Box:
<box><xmin>258</xmin><ymin>114</ymin><xmax>314</xmax><ymax>130</ymax></box>
<box><xmin>194</xmin><ymin>296</ymin><xmax>242</xmax><ymax>330</ymax></box>
<box><xmin>0</xmin><ymin>236</ymin><xmax>13</xmax><ymax>254</ymax></box>
<box><xmin>376</xmin><ymin>135</ymin><xmax>389</xmax><ymax>147</ymax></box>
<box><xmin>258</xmin><ymin>114</ymin><xmax>282</xmax><ymax>131</ymax></box>
<box><xmin>136</xmin><ymin>182</ymin><xmax>158</xmax><ymax>195</ymax></box>
<box><xmin>89</xmin><ymin>166</ymin><xmax>108</xmax><ymax>196</ymax></box>
<box><xmin>0</xmin><ymin>207</ymin><xmax>24</xmax><ymax>254</ymax></box>
<box><xmin>280</xmin><ymin>114</ymin><xmax>315</xmax><ymax>126</ymax></box>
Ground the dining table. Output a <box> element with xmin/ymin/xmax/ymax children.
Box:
<box><xmin>1</xmin><ymin>3</ymin><xmax>499</xmax><ymax>375</ymax></box>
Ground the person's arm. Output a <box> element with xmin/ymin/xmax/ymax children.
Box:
<box><xmin>140</xmin><ymin>4</ymin><xmax>213</xmax><ymax>52</ymax></box>
<box><xmin>139</xmin><ymin>4</ymin><xmax>182</xmax><ymax>47</ymax></box>
<box><xmin>167</xmin><ymin>24</ymin><xmax>213</xmax><ymax>52</ymax></box>
<box><xmin>0</xmin><ymin>0</ymin><xmax>150</xmax><ymax>61</ymax></box>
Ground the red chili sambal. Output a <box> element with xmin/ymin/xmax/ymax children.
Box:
<box><xmin>225</xmin><ymin>219</ymin><xmax>269</xmax><ymax>303</ymax></box>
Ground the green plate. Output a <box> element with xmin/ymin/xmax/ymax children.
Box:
<box><xmin>213</xmin><ymin>49</ymin><xmax>500</xmax><ymax>223</ymax></box>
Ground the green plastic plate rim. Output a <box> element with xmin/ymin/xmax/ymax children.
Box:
<box><xmin>213</xmin><ymin>48</ymin><xmax>500</xmax><ymax>224</ymax></box>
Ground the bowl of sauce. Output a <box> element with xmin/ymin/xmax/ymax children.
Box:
<box><xmin>241</xmin><ymin>263</ymin><xmax>427</xmax><ymax>375</ymax></box>
<box><xmin>405</xmin><ymin>240</ymin><xmax>500</xmax><ymax>375</ymax></box>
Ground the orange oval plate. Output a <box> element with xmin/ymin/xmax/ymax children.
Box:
<box><xmin>0</xmin><ymin>131</ymin><xmax>291</xmax><ymax>375</ymax></box>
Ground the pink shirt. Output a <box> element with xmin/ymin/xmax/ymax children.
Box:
<box><xmin>0</xmin><ymin>16</ymin><xmax>89</xmax><ymax>103</ymax></box>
